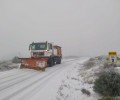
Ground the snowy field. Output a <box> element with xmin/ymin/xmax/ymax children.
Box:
<box><xmin>0</xmin><ymin>56</ymin><xmax>120</xmax><ymax>100</ymax></box>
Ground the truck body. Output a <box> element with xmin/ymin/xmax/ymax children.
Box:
<box><xmin>20</xmin><ymin>41</ymin><xmax>62</xmax><ymax>71</ymax></box>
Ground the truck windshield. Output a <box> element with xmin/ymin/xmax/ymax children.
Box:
<box><xmin>31</xmin><ymin>43</ymin><xmax>47</xmax><ymax>50</ymax></box>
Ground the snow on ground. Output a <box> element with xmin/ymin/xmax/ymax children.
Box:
<box><xmin>1</xmin><ymin>56</ymin><xmax>120</xmax><ymax>100</ymax></box>
<box><xmin>55</xmin><ymin>59</ymin><xmax>100</xmax><ymax>100</ymax></box>
<box><xmin>2</xmin><ymin>56</ymin><xmax>118</xmax><ymax>100</ymax></box>
<box><xmin>29</xmin><ymin>58</ymin><xmax>99</xmax><ymax>100</ymax></box>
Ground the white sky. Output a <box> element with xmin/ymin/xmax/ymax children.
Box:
<box><xmin>0</xmin><ymin>0</ymin><xmax>120</xmax><ymax>60</ymax></box>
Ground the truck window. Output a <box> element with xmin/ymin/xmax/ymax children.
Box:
<box><xmin>31</xmin><ymin>43</ymin><xmax>47</xmax><ymax>50</ymax></box>
<box><xmin>48</xmin><ymin>43</ymin><xmax>52</xmax><ymax>49</ymax></box>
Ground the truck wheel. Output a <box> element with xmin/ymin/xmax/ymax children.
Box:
<box><xmin>56</xmin><ymin>58</ymin><xmax>61</xmax><ymax>64</ymax></box>
<box><xmin>58</xmin><ymin>59</ymin><xmax>61</xmax><ymax>64</ymax></box>
<box><xmin>48</xmin><ymin>57</ymin><xmax>54</xmax><ymax>67</ymax></box>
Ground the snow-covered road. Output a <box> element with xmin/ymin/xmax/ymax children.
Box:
<box><xmin>0</xmin><ymin>57</ymin><xmax>91</xmax><ymax>100</ymax></box>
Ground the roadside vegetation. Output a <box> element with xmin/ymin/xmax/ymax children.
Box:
<box><xmin>82</xmin><ymin>56</ymin><xmax>120</xmax><ymax>100</ymax></box>
<box><xmin>0</xmin><ymin>56</ymin><xmax>20</xmax><ymax>71</ymax></box>
<box><xmin>12</xmin><ymin>56</ymin><xmax>21</xmax><ymax>63</ymax></box>
<box><xmin>94</xmin><ymin>72</ymin><xmax>120</xmax><ymax>100</ymax></box>
<box><xmin>83</xmin><ymin>58</ymin><xmax>95</xmax><ymax>69</ymax></box>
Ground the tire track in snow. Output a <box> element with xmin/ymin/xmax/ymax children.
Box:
<box><xmin>0</xmin><ymin>69</ymin><xmax>36</xmax><ymax>80</ymax></box>
<box><xmin>19</xmin><ymin>62</ymin><xmax>73</xmax><ymax>100</ymax></box>
<box><xmin>0</xmin><ymin>72</ymin><xmax>39</xmax><ymax>91</ymax></box>
<box><xmin>2</xmin><ymin>67</ymin><xmax>63</xmax><ymax>100</ymax></box>
<box><xmin>0</xmin><ymin>69</ymin><xmax>22</xmax><ymax>79</ymax></box>
<box><xmin>0</xmin><ymin>70</ymin><xmax>37</xmax><ymax>85</ymax></box>
<box><xmin>2</xmin><ymin>59</ymin><xmax>78</xmax><ymax>100</ymax></box>
<box><xmin>62</xmin><ymin>58</ymin><xmax>80</xmax><ymax>63</ymax></box>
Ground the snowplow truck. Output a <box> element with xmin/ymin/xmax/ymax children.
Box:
<box><xmin>20</xmin><ymin>41</ymin><xmax>62</xmax><ymax>71</ymax></box>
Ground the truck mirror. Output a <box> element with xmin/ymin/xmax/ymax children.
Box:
<box><xmin>29</xmin><ymin>45</ymin><xmax>31</xmax><ymax>50</ymax></box>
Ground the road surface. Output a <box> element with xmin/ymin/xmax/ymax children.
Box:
<box><xmin>0</xmin><ymin>57</ymin><xmax>89</xmax><ymax>100</ymax></box>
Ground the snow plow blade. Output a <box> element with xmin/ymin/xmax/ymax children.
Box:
<box><xmin>19</xmin><ymin>58</ymin><xmax>47</xmax><ymax>71</ymax></box>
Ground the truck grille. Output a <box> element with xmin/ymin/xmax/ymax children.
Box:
<box><xmin>33</xmin><ymin>52</ymin><xmax>44</xmax><ymax>56</ymax></box>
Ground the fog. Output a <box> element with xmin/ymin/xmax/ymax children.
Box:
<box><xmin>0</xmin><ymin>0</ymin><xmax>120</xmax><ymax>60</ymax></box>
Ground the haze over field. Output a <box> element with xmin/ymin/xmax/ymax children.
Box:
<box><xmin>0</xmin><ymin>0</ymin><xmax>120</xmax><ymax>60</ymax></box>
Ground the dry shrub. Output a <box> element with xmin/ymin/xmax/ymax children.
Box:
<box><xmin>89</xmin><ymin>58</ymin><xmax>95</xmax><ymax>61</ymax></box>
<box><xmin>103</xmin><ymin>62</ymin><xmax>110</xmax><ymax>68</ymax></box>
<box><xmin>81</xmin><ymin>88</ymin><xmax>91</xmax><ymax>96</ymax></box>
<box><xmin>94</xmin><ymin>72</ymin><xmax>120</xmax><ymax>96</ymax></box>
<box><xmin>12</xmin><ymin>56</ymin><xmax>21</xmax><ymax>63</ymax></box>
<box><xmin>84</xmin><ymin>61</ymin><xmax>95</xmax><ymax>69</ymax></box>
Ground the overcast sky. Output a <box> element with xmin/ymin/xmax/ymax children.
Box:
<box><xmin>0</xmin><ymin>0</ymin><xmax>120</xmax><ymax>60</ymax></box>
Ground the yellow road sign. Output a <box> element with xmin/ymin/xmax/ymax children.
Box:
<box><xmin>108</xmin><ymin>51</ymin><xmax>117</xmax><ymax>64</ymax></box>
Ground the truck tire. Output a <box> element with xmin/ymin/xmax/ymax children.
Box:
<box><xmin>48</xmin><ymin>57</ymin><xmax>54</xmax><ymax>67</ymax></box>
<box><xmin>56</xmin><ymin>57</ymin><xmax>61</xmax><ymax>64</ymax></box>
<box><xmin>58</xmin><ymin>58</ymin><xmax>61</xmax><ymax>64</ymax></box>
